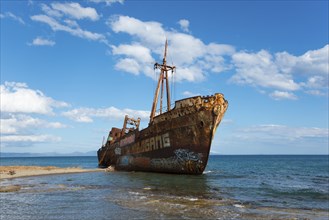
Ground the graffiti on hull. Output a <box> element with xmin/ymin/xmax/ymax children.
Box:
<box><xmin>150</xmin><ymin>149</ymin><xmax>204</xmax><ymax>173</ymax></box>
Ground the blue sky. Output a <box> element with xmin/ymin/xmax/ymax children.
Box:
<box><xmin>1</xmin><ymin>0</ymin><xmax>328</xmax><ymax>155</ymax></box>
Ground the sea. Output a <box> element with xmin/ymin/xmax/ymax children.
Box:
<box><xmin>0</xmin><ymin>155</ymin><xmax>328</xmax><ymax>220</ymax></box>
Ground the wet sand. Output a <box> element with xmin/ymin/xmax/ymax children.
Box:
<box><xmin>0</xmin><ymin>166</ymin><xmax>101</xmax><ymax>180</ymax></box>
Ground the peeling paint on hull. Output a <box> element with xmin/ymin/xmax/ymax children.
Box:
<box><xmin>97</xmin><ymin>93</ymin><xmax>228</xmax><ymax>175</ymax></box>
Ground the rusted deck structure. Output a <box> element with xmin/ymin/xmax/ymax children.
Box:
<box><xmin>98</xmin><ymin>41</ymin><xmax>228</xmax><ymax>174</ymax></box>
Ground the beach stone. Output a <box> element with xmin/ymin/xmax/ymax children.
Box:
<box><xmin>0</xmin><ymin>185</ymin><xmax>21</xmax><ymax>193</ymax></box>
<box><xmin>105</xmin><ymin>166</ymin><xmax>115</xmax><ymax>172</ymax></box>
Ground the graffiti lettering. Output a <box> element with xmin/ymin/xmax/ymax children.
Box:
<box><xmin>137</xmin><ymin>133</ymin><xmax>170</xmax><ymax>154</ymax></box>
<box><xmin>115</xmin><ymin>147</ymin><xmax>121</xmax><ymax>155</ymax></box>
<box><xmin>162</xmin><ymin>133</ymin><xmax>170</xmax><ymax>148</ymax></box>
<box><xmin>119</xmin><ymin>156</ymin><xmax>131</xmax><ymax>166</ymax></box>
<box><xmin>119</xmin><ymin>133</ymin><xmax>171</xmax><ymax>155</ymax></box>
<box><xmin>150</xmin><ymin>149</ymin><xmax>204</xmax><ymax>173</ymax></box>
<box><xmin>120</xmin><ymin>134</ymin><xmax>135</xmax><ymax>147</ymax></box>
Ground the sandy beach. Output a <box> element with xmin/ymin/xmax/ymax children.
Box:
<box><xmin>0</xmin><ymin>166</ymin><xmax>101</xmax><ymax>180</ymax></box>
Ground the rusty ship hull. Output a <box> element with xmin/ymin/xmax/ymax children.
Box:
<box><xmin>97</xmin><ymin>93</ymin><xmax>228</xmax><ymax>175</ymax></box>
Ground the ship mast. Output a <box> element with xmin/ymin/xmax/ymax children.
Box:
<box><xmin>150</xmin><ymin>40</ymin><xmax>176</xmax><ymax>124</ymax></box>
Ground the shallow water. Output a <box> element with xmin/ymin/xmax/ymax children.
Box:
<box><xmin>1</xmin><ymin>155</ymin><xmax>328</xmax><ymax>219</ymax></box>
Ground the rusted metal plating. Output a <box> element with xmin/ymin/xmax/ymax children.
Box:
<box><xmin>98</xmin><ymin>93</ymin><xmax>228</xmax><ymax>174</ymax></box>
<box><xmin>97</xmin><ymin>40</ymin><xmax>228</xmax><ymax>174</ymax></box>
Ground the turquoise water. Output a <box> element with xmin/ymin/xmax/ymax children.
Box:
<box><xmin>1</xmin><ymin>155</ymin><xmax>328</xmax><ymax>219</ymax></box>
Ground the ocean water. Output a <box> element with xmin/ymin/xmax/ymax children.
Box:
<box><xmin>0</xmin><ymin>155</ymin><xmax>328</xmax><ymax>219</ymax></box>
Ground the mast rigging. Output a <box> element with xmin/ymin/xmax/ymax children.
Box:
<box><xmin>150</xmin><ymin>40</ymin><xmax>176</xmax><ymax>124</ymax></box>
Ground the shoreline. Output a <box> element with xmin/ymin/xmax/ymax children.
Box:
<box><xmin>0</xmin><ymin>165</ymin><xmax>102</xmax><ymax>180</ymax></box>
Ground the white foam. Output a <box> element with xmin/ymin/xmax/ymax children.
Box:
<box><xmin>233</xmin><ymin>204</ymin><xmax>245</xmax><ymax>208</ymax></box>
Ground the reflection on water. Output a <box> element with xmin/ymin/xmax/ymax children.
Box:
<box><xmin>113</xmin><ymin>171</ymin><xmax>217</xmax><ymax>198</ymax></box>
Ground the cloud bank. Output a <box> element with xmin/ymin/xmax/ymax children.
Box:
<box><xmin>28</xmin><ymin>2</ymin><xmax>328</xmax><ymax>100</ymax></box>
<box><xmin>31</xmin><ymin>2</ymin><xmax>108</xmax><ymax>44</ymax></box>
<box><xmin>0</xmin><ymin>82</ymin><xmax>67</xmax><ymax>145</ymax></box>
<box><xmin>1</xmin><ymin>82</ymin><xmax>68</xmax><ymax>114</ymax></box>
<box><xmin>0</xmin><ymin>81</ymin><xmax>150</xmax><ymax>147</ymax></box>
<box><xmin>106</xmin><ymin>15</ymin><xmax>328</xmax><ymax>100</ymax></box>
<box><xmin>62</xmin><ymin>107</ymin><xmax>150</xmax><ymax>123</ymax></box>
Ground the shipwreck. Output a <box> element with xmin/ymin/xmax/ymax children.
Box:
<box><xmin>97</xmin><ymin>40</ymin><xmax>228</xmax><ymax>174</ymax></box>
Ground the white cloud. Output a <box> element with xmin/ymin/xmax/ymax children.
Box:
<box><xmin>230</xmin><ymin>50</ymin><xmax>300</xmax><ymax>91</ymax></box>
<box><xmin>0</xmin><ymin>82</ymin><xmax>68</xmax><ymax>145</ymax></box>
<box><xmin>168</xmin><ymin>33</ymin><xmax>206</xmax><ymax>65</ymax></box>
<box><xmin>32</xmin><ymin>3</ymin><xmax>109</xmax><ymax>45</ymax></box>
<box><xmin>236</xmin><ymin>124</ymin><xmax>328</xmax><ymax>142</ymax></box>
<box><xmin>176</xmin><ymin>66</ymin><xmax>205</xmax><ymax>82</ymax></box>
<box><xmin>304</xmin><ymin>75</ymin><xmax>327</xmax><ymax>88</ymax></box>
<box><xmin>207</xmin><ymin>43</ymin><xmax>236</xmax><ymax>56</ymax></box>
<box><xmin>274</xmin><ymin>51</ymin><xmax>298</xmax><ymax>74</ymax></box>
<box><xmin>1</xmin><ymin>114</ymin><xmax>66</xmax><ymax>135</ymax></box>
<box><xmin>0</xmin><ymin>12</ymin><xmax>25</xmax><ymax>24</ymax></box>
<box><xmin>109</xmin><ymin>15</ymin><xmax>166</xmax><ymax>48</ymax></box>
<box><xmin>182</xmin><ymin>91</ymin><xmax>201</xmax><ymax>97</ymax></box>
<box><xmin>275</xmin><ymin>46</ymin><xmax>329</xmax><ymax>90</ymax></box>
<box><xmin>41</xmin><ymin>3</ymin><xmax>62</xmax><ymax>18</ymax></box>
<box><xmin>89</xmin><ymin>0</ymin><xmax>124</xmax><ymax>6</ymax></box>
<box><xmin>30</xmin><ymin>37</ymin><xmax>55</xmax><ymax>46</ymax></box>
<box><xmin>51</xmin><ymin>2</ymin><xmax>99</xmax><ymax>21</ymax></box>
<box><xmin>294</xmin><ymin>45</ymin><xmax>329</xmax><ymax>76</ymax></box>
<box><xmin>301</xmin><ymin>75</ymin><xmax>328</xmax><ymax>96</ymax></box>
<box><xmin>1</xmin><ymin>135</ymin><xmax>61</xmax><ymax>143</ymax></box>
<box><xmin>199</xmin><ymin>54</ymin><xmax>229</xmax><ymax>73</ymax></box>
<box><xmin>64</xmin><ymin>19</ymin><xmax>79</xmax><ymax>28</ymax></box>
<box><xmin>269</xmin><ymin>91</ymin><xmax>298</xmax><ymax>100</ymax></box>
<box><xmin>111</xmin><ymin>44</ymin><xmax>155</xmax><ymax>75</ymax></box>
<box><xmin>178</xmin><ymin>19</ymin><xmax>189</xmax><ymax>32</ymax></box>
<box><xmin>31</xmin><ymin>14</ymin><xmax>107</xmax><ymax>42</ymax></box>
<box><xmin>62</xmin><ymin>106</ymin><xmax>150</xmax><ymax>123</ymax></box>
<box><xmin>0</xmin><ymin>82</ymin><xmax>68</xmax><ymax>115</ymax></box>
<box><xmin>112</xmin><ymin>44</ymin><xmax>154</xmax><ymax>63</ymax></box>
<box><xmin>230</xmin><ymin>45</ymin><xmax>329</xmax><ymax>98</ymax></box>
<box><xmin>219</xmin><ymin>124</ymin><xmax>329</xmax><ymax>154</ymax></box>
<box><xmin>107</xmin><ymin>15</ymin><xmax>328</xmax><ymax>99</ymax></box>
<box><xmin>305</xmin><ymin>90</ymin><xmax>327</xmax><ymax>96</ymax></box>
<box><xmin>108</xmin><ymin>15</ymin><xmax>235</xmax><ymax>82</ymax></box>
<box><xmin>115</xmin><ymin>58</ymin><xmax>141</xmax><ymax>75</ymax></box>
